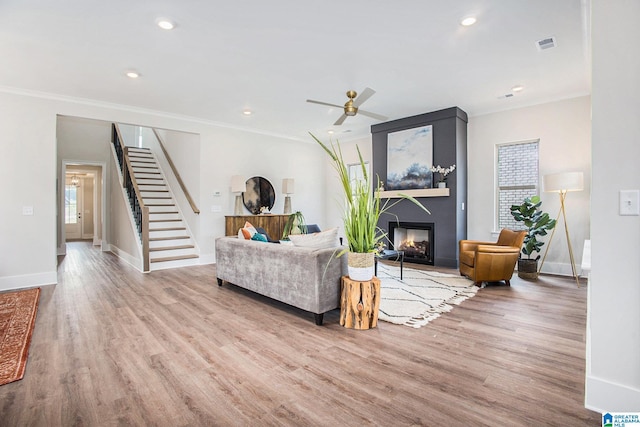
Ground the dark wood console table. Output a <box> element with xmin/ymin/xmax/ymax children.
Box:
<box><xmin>225</xmin><ymin>214</ymin><xmax>290</xmax><ymax>240</ymax></box>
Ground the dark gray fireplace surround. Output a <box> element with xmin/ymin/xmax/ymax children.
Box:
<box><xmin>371</xmin><ymin>107</ymin><xmax>468</xmax><ymax>268</ymax></box>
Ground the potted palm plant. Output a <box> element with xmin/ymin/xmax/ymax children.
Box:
<box><xmin>311</xmin><ymin>133</ymin><xmax>430</xmax><ymax>281</ymax></box>
<box><xmin>509</xmin><ymin>195</ymin><xmax>557</xmax><ymax>279</ymax></box>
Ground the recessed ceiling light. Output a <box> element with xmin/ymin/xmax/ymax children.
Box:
<box><xmin>126</xmin><ymin>71</ymin><xmax>139</xmax><ymax>79</ymax></box>
<box><xmin>327</xmin><ymin>130</ymin><xmax>334</xmax><ymax>134</ymax></box>
<box><xmin>512</xmin><ymin>85</ymin><xmax>524</xmax><ymax>92</ymax></box>
<box><xmin>460</xmin><ymin>16</ymin><xmax>477</xmax><ymax>26</ymax></box>
<box><xmin>157</xmin><ymin>19</ymin><xmax>175</xmax><ymax>30</ymax></box>
<box><xmin>242</xmin><ymin>109</ymin><xmax>252</xmax><ymax>116</ymax></box>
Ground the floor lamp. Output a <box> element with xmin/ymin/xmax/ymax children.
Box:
<box><xmin>231</xmin><ymin>175</ymin><xmax>245</xmax><ymax>215</ymax></box>
<box><xmin>539</xmin><ymin>172</ymin><xmax>584</xmax><ymax>287</ymax></box>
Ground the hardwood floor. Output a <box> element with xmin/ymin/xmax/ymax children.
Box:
<box><xmin>0</xmin><ymin>242</ymin><xmax>600</xmax><ymax>426</ymax></box>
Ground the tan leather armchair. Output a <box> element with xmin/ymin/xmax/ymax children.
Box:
<box><xmin>459</xmin><ymin>229</ymin><xmax>526</xmax><ymax>286</ymax></box>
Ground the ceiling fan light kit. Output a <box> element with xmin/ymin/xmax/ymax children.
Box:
<box><xmin>307</xmin><ymin>87</ymin><xmax>388</xmax><ymax>126</ymax></box>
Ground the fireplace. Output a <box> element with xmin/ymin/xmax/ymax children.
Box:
<box><xmin>389</xmin><ymin>222</ymin><xmax>434</xmax><ymax>265</ymax></box>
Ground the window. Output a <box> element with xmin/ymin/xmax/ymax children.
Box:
<box><xmin>348</xmin><ymin>161</ymin><xmax>371</xmax><ymax>188</ymax></box>
<box><xmin>496</xmin><ymin>140</ymin><xmax>539</xmax><ymax>230</ymax></box>
<box><xmin>65</xmin><ymin>184</ymin><xmax>78</xmax><ymax>224</ymax></box>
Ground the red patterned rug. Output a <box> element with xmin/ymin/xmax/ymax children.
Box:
<box><xmin>0</xmin><ymin>288</ymin><xmax>40</xmax><ymax>386</ymax></box>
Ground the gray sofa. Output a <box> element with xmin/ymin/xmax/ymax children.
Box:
<box><xmin>215</xmin><ymin>237</ymin><xmax>347</xmax><ymax>325</ymax></box>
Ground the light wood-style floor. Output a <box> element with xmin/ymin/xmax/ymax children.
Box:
<box><xmin>0</xmin><ymin>241</ymin><xmax>600</xmax><ymax>426</ymax></box>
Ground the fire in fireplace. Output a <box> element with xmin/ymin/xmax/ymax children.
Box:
<box><xmin>389</xmin><ymin>222</ymin><xmax>435</xmax><ymax>265</ymax></box>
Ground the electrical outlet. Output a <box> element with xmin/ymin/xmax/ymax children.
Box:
<box><xmin>619</xmin><ymin>190</ymin><xmax>640</xmax><ymax>216</ymax></box>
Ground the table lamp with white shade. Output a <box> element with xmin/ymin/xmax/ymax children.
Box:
<box><xmin>540</xmin><ymin>171</ymin><xmax>584</xmax><ymax>286</ymax></box>
<box><xmin>282</xmin><ymin>178</ymin><xmax>294</xmax><ymax>214</ymax></box>
<box><xmin>231</xmin><ymin>175</ymin><xmax>246</xmax><ymax>215</ymax></box>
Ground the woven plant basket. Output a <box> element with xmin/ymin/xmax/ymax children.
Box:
<box><xmin>347</xmin><ymin>252</ymin><xmax>375</xmax><ymax>281</ymax></box>
<box><xmin>517</xmin><ymin>258</ymin><xmax>539</xmax><ymax>280</ymax></box>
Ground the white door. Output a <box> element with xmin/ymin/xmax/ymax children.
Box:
<box><xmin>65</xmin><ymin>178</ymin><xmax>82</xmax><ymax>240</ymax></box>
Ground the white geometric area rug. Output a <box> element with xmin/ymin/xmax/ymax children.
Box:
<box><xmin>376</xmin><ymin>263</ymin><xmax>478</xmax><ymax>328</ymax></box>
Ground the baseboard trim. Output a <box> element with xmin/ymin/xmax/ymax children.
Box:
<box><xmin>538</xmin><ymin>260</ymin><xmax>586</xmax><ymax>277</ymax></box>
<box><xmin>109</xmin><ymin>245</ymin><xmax>143</xmax><ymax>273</ymax></box>
<box><xmin>0</xmin><ymin>271</ymin><xmax>57</xmax><ymax>292</ymax></box>
<box><xmin>585</xmin><ymin>375</ymin><xmax>640</xmax><ymax>413</ymax></box>
<box><xmin>199</xmin><ymin>253</ymin><xmax>215</xmax><ymax>265</ymax></box>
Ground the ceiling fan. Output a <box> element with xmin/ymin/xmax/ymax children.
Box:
<box><xmin>306</xmin><ymin>87</ymin><xmax>388</xmax><ymax>125</ymax></box>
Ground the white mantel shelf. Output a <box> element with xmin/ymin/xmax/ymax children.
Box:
<box><xmin>378</xmin><ymin>188</ymin><xmax>450</xmax><ymax>198</ymax></box>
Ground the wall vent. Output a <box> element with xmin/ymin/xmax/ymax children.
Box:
<box><xmin>536</xmin><ymin>36</ymin><xmax>556</xmax><ymax>51</ymax></box>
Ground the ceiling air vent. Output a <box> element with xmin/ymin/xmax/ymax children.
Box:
<box><xmin>497</xmin><ymin>93</ymin><xmax>515</xmax><ymax>100</ymax></box>
<box><xmin>536</xmin><ymin>36</ymin><xmax>557</xmax><ymax>51</ymax></box>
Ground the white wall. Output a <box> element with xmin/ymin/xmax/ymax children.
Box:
<box><xmin>0</xmin><ymin>92</ymin><xmax>58</xmax><ymax>290</ymax></box>
<box><xmin>586</xmin><ymin>0</ymin><xmax>640</xmax><ymax>412</ymax></box>
<box><xmin>467</xmin><ymin>96</ymin><xmax>592</xmax><ymax>276</ymax></box>
<box><xmin>197</xmin><ymin>127</ymin><xmax>328</xmax><ymax>260</ymax></box>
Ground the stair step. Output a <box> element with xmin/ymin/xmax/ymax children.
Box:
<box><xmin>149</xmin><ymin>245</ymin><xmax>195</xmax><ymax>252</ymax></box>
<box><xmin>141</xmin><ymin>189</ymin><xmax>169</xmax><ymax>193</ymax></box>
<box><xmin>134</xmin><ymin>171</ymin><xmax>161</xmax><ymax>175</ymax></box>
<box><xmin>150</xmin><ymin>227</ymin><xmax>186</xmax><ymax>232</ymax></box>
<box><xmin>143</xmin><ymin>196</ymin><xmax>173</xmax><ymax>199</ymax></box>
<box><xmin>132</xmin><ymin>165</ymin><xmax>159</xmax><ymax>170</ymax></box>
<box><xmin>150</xmin><ymin>218</ymin><xmax>182</xmax><ymax>222</ymax></box>
<box><xmin>150</xmin><ymin>254</ymin><xmax>199</xmax><ymax>263</ymax></box>
<box><xmin>145</xmin><ymin>203</ymin><xmax>176</xmax><ymax>207</ymax></box>
<box><xmin>149</xmin><ymin>236</ymin><xmax>190</xmax><ymax>242</ymax></box>
<box><xmin>149</xmin><ymin>211</ymin><xmax>179</xmax><ymax>215</ymax></box>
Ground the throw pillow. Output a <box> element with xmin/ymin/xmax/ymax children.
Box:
<box><xmin>240</xmin><ymin>221</ymin><xmax>257</xmax><ymax>239</ymax></box>
<box><xmin>306</xmin><ymin>224</ymin><xmax>321</xmax><ymax>234</ymax></box>
<box><xmin>254</xmin><ymin>227</ymin><xmax>273</xmax><ymax>242</ymax></box>
<box><xmin>289</xmin><ymin>227</ymin><xmax>339</xmax><ymax>249</ymax></box>
<box><xmin>251</xmin><ymin>233</ymin><xmax>268</xmax><ymax>242</ymax></box>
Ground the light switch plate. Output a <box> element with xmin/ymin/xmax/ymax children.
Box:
<box><xmin>619</xmin><ymin>190</ymin><xmax>640</xmax><ymax>216</ymax></box>
<box><xmin>22</xmin><ymin>206</ymin><xmax>33</xmax><ymax>215</ymax></box>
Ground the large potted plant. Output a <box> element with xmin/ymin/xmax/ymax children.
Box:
<box><xmin>509</xmin><ymin>195</ymin><xmax>557</xmax><ymax>279</ymax></box>
<box><xmin>311</xmin><ymin>133</ymin><xmax>430</xmax><ymax>281</ymax></box>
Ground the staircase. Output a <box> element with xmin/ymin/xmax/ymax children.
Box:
<box><xmin>127</xmin><ymin>147</ymin><xmax>199</xmax><ymax>271</ymax></box>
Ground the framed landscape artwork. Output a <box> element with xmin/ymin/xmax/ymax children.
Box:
<box><xmin>386</xmin><ymin>125</ymin><xmax>433</xmax><ymax>190</ymax></box>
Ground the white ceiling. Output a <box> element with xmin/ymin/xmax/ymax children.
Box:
<box><xmin>0</xmin><ymin>0</ymin><xmax>590</xmax><ymax>142</ymax></box>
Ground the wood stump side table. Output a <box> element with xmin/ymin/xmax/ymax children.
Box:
<box><xmin>340</xmin><ymin>276</ymin><xmax>381</xmax><ymax>330</ymax></box>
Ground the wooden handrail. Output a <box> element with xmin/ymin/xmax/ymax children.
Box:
<box><xmin>152</xmin><ymin>129</ymin><xmax>200</xmax><ymax>214</ymax></box>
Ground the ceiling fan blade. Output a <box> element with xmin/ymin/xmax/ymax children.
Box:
<box><xmin>358</xmin><ymin>109</ymin><xmax>388</xmax><ymax>121</ymax></box>
<box><xmin>306</xmin><ymin>99</ymin><xmax>343</xmax><ymax>109</ymax></box>
<box><xmin>334</xmin><ymin>114</ymin><xmax>348</xmax><ymax>126</ymax></box>
<box><xmin>352</xmin><ymin>87</ymin><xmax>376</xmax><ymax>107</ymax></box>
